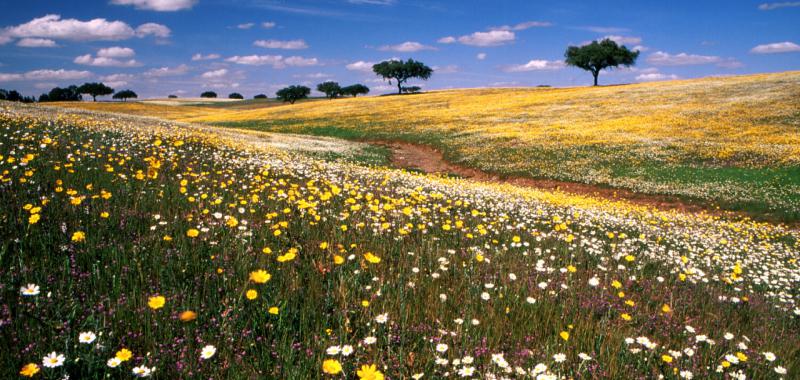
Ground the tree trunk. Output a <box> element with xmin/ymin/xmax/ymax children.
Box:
<box><xmin>92</xmin><ymin>95</ymin><xmax>97</xmax><ymax>102</ymax></box>
<box><xmin>592</xmin><ymin>71</ymin><xmax>599</xmax><ymax>86</ymax></box>
<box><xmin>397</xmin><ymin>81</ymin><xmax>402</xmax><ymax>94</ymax></box>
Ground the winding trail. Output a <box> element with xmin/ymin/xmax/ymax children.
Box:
<box><xmin>375</xmin><ymin>140</ymin><xmax>732</xmax><ymax>216</ymax></box>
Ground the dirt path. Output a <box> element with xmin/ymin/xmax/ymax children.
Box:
<box><xmin>375</xmin><ymin>141</ymin><xmax>730</xmax><ymax>216</ymax></box>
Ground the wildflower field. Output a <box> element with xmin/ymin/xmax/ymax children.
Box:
<box><xmin>163</xmin><ymin>71</ymin><xmax>798</xmax><ymax>222</ymax></box>
<box><xmin>2</xmin><ymin>96</ymin><xmax>799</xmax><ymax>379</ymax></box>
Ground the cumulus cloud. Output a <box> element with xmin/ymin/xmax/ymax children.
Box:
<box><xmin>477</xmin><ymin>53</ymin><xmax>487</xmax><ymax>60</ymax></box>
<box><xmin>262</xmin><ymin>22</ymin><xmax>276</xmax><ymax>29</ymax></box>
<box><xmin>454</xmin><ymin>30</ymin><xmax>515</xmax><ymax>47</ymax></box>
<box><xmin>101</xmin><ymin>73</ymin><xmax>135</xmax><ymax>87</ymax></box>
<box><xmin>201</xmin><ymin>68</ymin><xmax>228</xmax><ymax>79</ymax></box>
<box><xmin>225</xmin><ymin>55</ymin><xmax>318</xmax><ymax>68</ymax></box>
<box><xmin>144</xmin><ymin>64</ymin><xmax>189</xmax><ymax>77</ymax></box>
<box><xmin>110</xmin><ymin>0</ymin><xmax>197</xmax><ymax>11</ymax></box>
<box><xmin>635</xmin><ymin>72</ymin><xmax>679</xmax><ymax>82</ymax></box>
<box><xmin>491</xmin><ymin>21</ymin><xmax>552</xmax><ymax>31</ymax></box>
<box><xmin>0</xmin><ymin>69</ymin><xmax>92</xmax><ymax>82</ymax></box>
<box><xmin>646</xmin><ymin>51</ymin><xmax>721</xmax><ymax>65</ymax></box>
<box><xmin>437</xmin><ymin>36</ymin><xmax>456</xmax><ymax>44</ymax></box>
<box><xmin>758</xmin><ymin>1</ymin><xmax>800</xmax><ymax>10</ymax></box>
<box><xmin>237</xmin><ymin>23</ymin><xmax>255</xmax><ymax>29</ymax></box>
<box><xmin>0</xmin><ymin>15</ymin><xmax>170</xmax><ymax>44</ymax></box>
<box><xmin>98</xmin><ymin>46</ymin><xmax>136</xmax><ymax>58</ymax></box>
<box><xmin>602</xmin><ymin>35</ymin><xmax>642</xmax><ymax>45</ymax></box>
<box><xmin>191</xmin><ymin>53</ymin><xmax>220</xmax><ymax>61</ymax></box>
<box><xmin>16</xmin><ymin>38</ymin><xmax>57</xmax><ymax>47</ymax></box>
<box><xmin>135</xmin><ymin>23</ymin><xmax>171</xmax><ymax>38</ymax></box>
<box><xmin>502</xmin><ymin>59</ymin><xmax>565</xmax><ymax>72</ymax></box>
<box><xmin>378</xmin><ymin>41</ymin><xmax>436</xmax><ymax>52</ymax></box>
<box><xmin>750</xmin><ymin>41</ymin><xmax>800</xmax><ymax>54</ymax></box>
<box><xmin>253</xmin><ymin>39</ymin><xmax>309</xmax><ymax>49</ymax></box>
<box><xmin>74</xmin><ymin>47</ymin><xmax>139</xmax><ymax>67</ymax></box>
<box><xmin>345</xmin><ymin>60</ymin><xmax>375</xmax><ymax>72</ymax></box>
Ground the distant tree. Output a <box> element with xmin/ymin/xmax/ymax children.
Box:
<box><xmin>38</xmin><ymin>93</ymin><xmax>50</xmax><ymax>102</ymax></box>
<box><xmin>316</xmin><ymin>81</ymin><xmax>342</xmax><ymax>99</ymax></box>
<box><xmin>253</xmin><ymin>94</ymin><xmax>268</xmax><ymax>99</ymax></box>
<box><xmin>564</xmin><ymin>38</ymin><xmax>639</xmax><ymax>86</ymax></box>
<box><xmin>112</xmin><ymin>89</ymin><xmax>138</xmax><ymax>101</ymax></box>
<box><xmin>200</xmin><ymin>91</ymin><xmax>217</xmax><ymax>98</ymax></box>
<box><xmin>6</xmin><ymin>90</ymin><xmax>23</xmax><ymax>102</ymax></box>
<box><xmin>77</xmin><ymin>82</ymin><xmax>114</xmax><ymax>102</ymax></box>
<box><xmin>372</xmin><ymin>59</ymin><xmax>433</xmax><ymax>94</ymax></box>
<box><xmin>341</xmin><ymin>84</ymin><xmax>370</xmax><ymax>97</ymax></box>
<box><xmin>21</xmin><ymin>96</ymin><xmax>35</xmax><ymax>103</ymax></box>
<box><xmin>44</xmin><ymin>86</ymin><xmax>82</xmax><ymax>102</ymax></box>
<box><xmin>228</xmin><ymin>92</ymin><xmax>244</xmax><ymax>99</ymax></box>
<box><xmin>168</xmin><ymin>94</ymin><xmax>178</xmax><ymax>99</ymax></box>
<box><xmin>276</xmin><ymin>85</ymin><xmax>311</xmax><ymax>104</ymax></box>
<box><xmin>0</xmin><ymin>89</ymin><xmax>7</xmax><ymax>100</ymax></box>
<box><xmin>401</xmin><ymin>86</ymin><xmax>421</xmax><ymax>94</ymax></box>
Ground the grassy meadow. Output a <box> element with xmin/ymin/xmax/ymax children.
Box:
<box><xmin>152</xmin><ymin>71</ymin><xmax>799</xmax><ymax>223</ymax></box>
<box><xmin>2</xmin><ymin>91</ymin><xmax>799</xmax><ymax>380</ymax></box>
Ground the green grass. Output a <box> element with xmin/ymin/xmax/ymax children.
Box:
<box><xmin>2</xmin><ymin>105</ymin><xmax>799</xmax><ymax>379</ymax></box>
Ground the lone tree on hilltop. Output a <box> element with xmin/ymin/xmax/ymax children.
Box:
<box><xmin>253</xmin><ymin>94</ymin><xmax>268</xmax><ymax>99</ymax></box>
<box><xmin>276</xmin><ymin>85</ymin><xmax>310</xmax><ymax>104</ymax></box>
<box><xmin>372</xmin><ymin>59</ymin><xmax>433</xmax><ymax>95</ymax></box>
<box><xmin>316</xmin><ymin>81</ymin><xmax>342</xmax><ymax>99</ymax></box>
<box><xmin>78</xmin><ymin>82</ymin><xmax>114</xmax><ymax>101</ymax></box>
<box><xmin>113</xmin><ymin>89</ymin><xmax>138</xmax><ymax>101</ymax></box>
<box><xmin>341</xmin><ymin>84</ymin><xmax>370</xmax><ymax>97</ymax></box>
<box><xmin>200</xmin><ymin>91</ymin><xmax>217</xmax><ymax>98</ymax></box>
<box><xmin>228</xmin><ymin>92</ymin><xmax>244</xmax><ymax>99</ymax></box>
<box><xmin>564</xmin><ymin>38</ymin><xmax>639</xmax><ymax>86</ymax></box>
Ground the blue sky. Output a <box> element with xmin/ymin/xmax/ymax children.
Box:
<box><xmin>1</xmin><ymin>0</ymin><xmax>799</xmax><ymax>98</ymax></box>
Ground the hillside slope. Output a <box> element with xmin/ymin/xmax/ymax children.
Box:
<box><xmin>187</xmin><ymin>72</ymin><xmax>800</xmax><ymax>221</ymax></box>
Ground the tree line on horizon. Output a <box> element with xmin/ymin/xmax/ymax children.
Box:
<box><xmin>1</xmin><ymin>39</ymin><xmax>638</xmax><ymax>105</ymax></box>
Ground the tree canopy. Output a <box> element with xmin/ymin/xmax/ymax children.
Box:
<box><xmin>112</xmin><ymin>89</ymin><xmax>138</xmax><ymax>101</ymax></box>
<box><xmin>228</xmin><ymin>92</ymin><xmax>244</xmax><ymax>99</ymax></box>
<box><xmin>40</xmin><ymin>86</ymin><xmax>82</xmax><ymax>102</ymax></box>
<box><xmin>200</xmin><ymin>91</ymin><xmax>217</xmax><ymax>98</ymax></box>
<box><xmin>372</xmin><ymin>59</ymin><xmax>433</xmax><ymax>94</ymax></box>
<box><xmin>253</xmin><ymin>94</ymin><xmax>268</xmax><ymax>99</ymax></box>
<box><xmin>316</xmin><ymin>81</ymin><xmax>342</xmax><ymax>99</ymax></box>
<box><xmin>564</xmin><ymin>38</ymin><xmax>639</xmax><ymax>86</ymax></box>
<box><xmin>341</xmin><ymin>84</ymin><xmax>370</xmax><ymax>97</ymax></box>
<box><xmin>276</xmin><ymin>85</ymin><xmax>310</xmax><ymax>104</ymax></box>
<box><xmin>77</xmin><ymin>82</ymin><xmax>114</xmax><ymax>102</ymax></box>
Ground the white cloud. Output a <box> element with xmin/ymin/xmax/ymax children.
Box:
<box><xmin>16</xmin><ymin>38</ymin><xmax>57</xmax><ymax>47</ymax></box>
<box><xmin>635</xmin><ymin>72</ymin><xmax>679</xmax><ymax>82</ymax></box>
<box><xmin>191</xmin><ymin>53</ymin><xmax>220</xmax><ymax>61</ymax></box>
<box><xmin>75</xmin><ymin>54</ymin><xmax>140</xmax><ymax>67</ymax></box>
<box><xmin>345</xmin><ymin>60</ymin><xmax>374</xmax><ymax>72</ymax></box>
<box><xmin>253</xmin><ymin>39</ymin><xmax>309</xmax><ymax>49</ymax></box>
<box><xmin>348</xmin><ymin>0</ymin><xmax>395</xmax><ymax>4</ymax></box>
<box><xmin>144</xmin><ymin>64</ymin><xmax>189</xmax><ymax>77</ymax></box>
<box><xmin>100</xmin><ymin>73</ymin><xmax>134</xmax><ymax>88</ymax></box>
<box><xmin>201</xmin><ymin>68</ymin><xmax>228</xmax><ymax>79</ymax></box>
<box><xmin>602</xmin><ymin>35</ymin><xmax>641</xmax><ymax>45</ymax></box>
<box><xmin>491</xmin><ymin>21</ymin><xmax>552</xmax><ymax>31</ymax></box>
<box><xmin>237</xmin><ymin>23</ymin><xmax>255</xmax><ymax>29</ymax></box>
<box><xmin>646</xmin><ymin>51</ymin><xmax>721</xmax><ymax>65</ymax></box>
<box><xmin>74</xmin><ymin>47</ymin><xmax>139</xmax><ymax>67</ymax></box>
<box><xmin>110</xmin><ymin>0</ymin><xmax>197</xmax><ymax>11</ymax></box>
<box><xmin>578</xmin><ymin>26</ymin><xmax>630</xmax><ymax>34</ymax></box>
<box><xmin>0</xmin><ymin>35</ymin><xmax>12</xmax><ymax>45</ymax></box>
<box><xmin>2</xmin><ymin>14</ymin><xmax>136</xmax><ymax>41</ymax></box>
<box><xmin>225</xmin><ymin>55</ymin><xmax>318</xmax><ymax>68</ymax></box>
<box><xmin>135</xmin><ymin>23</ymin><xmax>171</xmax><ymax>38</ymax></box>
<box><xmin>437</xmin><ymin>36</ymin><xmax>456</xmax><ymax>44</ymax></box>
<box><xmin>433</xmin><ymin>65</ymin><xmax>459</xmax><ymax>74</ymax></box>
<box><xmin>98</xmin><ymin>46</ymin><xmax>135</xmax><ymax>58</ymax></box>
<box><xmin>262</xmin><ymin>22</ymin><xmax>276</xmax><ymax>29</ymax></box>
<box><xmin>378</xmin><ymin>41</ymin><xmax>436</xmax><ymax>52</ymax></box>
<box><xmin>477</xmin><ymin>53</ymin><xmax>487</xmax><ymax>60</ymax></box>
<box><xmin>503</xmin><ymin>59</ymin><xmax>564</xmax><ymax>72</ymax></box>
<box><xmin>758</xmin><ymin>2</ymin><xmax>800</xmax><ymax>10</ymax></box>
<box><xmin>0</xmin><ymin>69</ymin><xmax>92</xmax><ymax>81</ymax></box>
<box><xmin>456</xmin><ymin>30</ymin><xmax>515</xmax><ymax>47</ymax></box>
<box><xmin>750</xmin><ymin>41</ymin><xmax>800</xmax><ymax>54</ymax></box>
<box><xmin>294</xmin><ymin>72</ymin><xmax>331</xmax><ymax>79</ymax></box>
